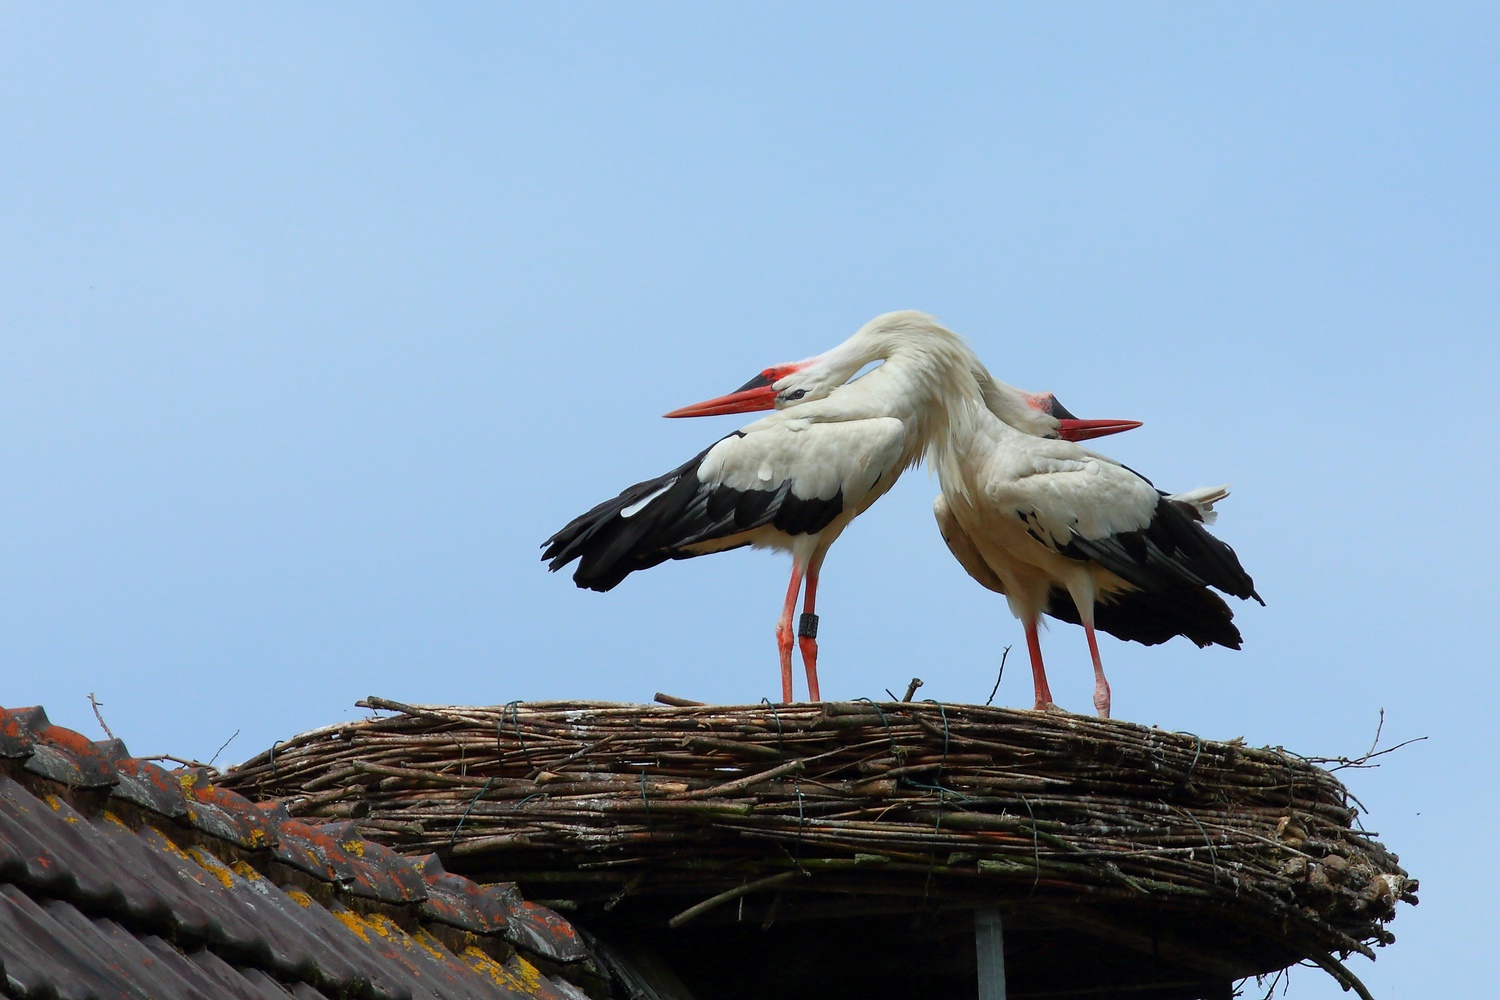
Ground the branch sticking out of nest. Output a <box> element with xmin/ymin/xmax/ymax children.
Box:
<box><xmin>1296</xmin><ymin>708</ymin><xmax>1429</xmax><ymax>771</ymax></box>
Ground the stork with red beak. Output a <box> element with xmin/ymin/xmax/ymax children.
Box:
<box><xmin>930</xmin><ymin>375</ymin><xmax>1263</xmax><ymax>718</ymax></box>
<box><xmin>542</xmin><ymin>311</ymin><xmax>1135</xmax><ymax>703</ymax></box>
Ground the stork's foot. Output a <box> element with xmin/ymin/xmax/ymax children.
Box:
<box><xmin>1092</xmin><ymin>677</ymin><xmax>1111</xmax><ymax>719</ymax></box>
<box><xmin>1085</xmin><ymin>625</ymin><xmax>1111</xmax><ymax>719</ymax></box>
<box><xmin>1033</xmin><ymin>700</ymin><xmax>1068</xmax><ymax>714</ymax></box>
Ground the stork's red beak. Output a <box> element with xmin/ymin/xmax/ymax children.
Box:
<box><xmin>1044</xmin><ymin>395</ymin><xmax>1142</xmax><ymax>442</ymax></box>
<box><xmin>1057</xmin><ymin>418</ymin><xmax>1143</xmax><ymax>442</ymax></box>
<box><xmin>664</xmin><ymin>363</ymin><xmax>805</xmax><ymax>418</ymax></box>
<box><xmin>664</xmin><ymin>378</ymin><xmax>777</xmax><ymax>417</ymax></box>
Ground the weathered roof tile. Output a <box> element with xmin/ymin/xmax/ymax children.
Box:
<box><xmin>23</xmin><ymin>717</ymin><xmax>117</xmax><ymax>789</ymax></box>
<box><xmin>503</xmin><ymin>899</ymin><xmax>590</xmax><ymax>964</ymax></box>
<box><xmin>414</xmin><ymin>854</ymin><xmax>507</xmax><ymax>934</ymax></box>
<box><xmin>99</xmin><ymin>741</ymin><xmax>192</xmax><ymax>817</ymax></box>
<box><xmin>0</xmin><ymin>702</ymin><xmax>602</xmax><ymax>1000</ymax></box>
<box><xmin>0</xmin><ymin>706</ymin><xmax>41</xmax><ymax>759</ymax></box>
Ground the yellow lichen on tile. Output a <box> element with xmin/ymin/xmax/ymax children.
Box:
<box><xmin>230</xmin><ymin>861</ymin><xmax>264</xmax><ymax>883</ymax></box>
<box><xmin>332</xmin><ymin>907</ymin><xmax>374</xmax><ymax>943</ymax></box>
<box><xmin>506</xmin><ymin>954</ymin><xmax>545</xmax><ymax>993</ymax></box>
<box><xmin>342</xmin><ymin>838</ymin><xmax>366</xmax><ymax>857</ymax></box>
<box><xmin>462</xmin><ymin>946</ymin><xmax>538</xmax><ymax>992</ymax></box>
<box><xmin>152</xmin><ymin>832</ymin><xmax>194</xmax><ymax>862</ymax></box>
<box><xmin>186</xmin><ymin>848</ymin><xmax>236</xmax><ymax>890</ymax></box>
<box><xmin>412</xmin><ymin>928</ymin><xmax>452</xmax><ymax>963</ymax></box>
<box><xmin>362</xmin><ymin>912</ymin><xmax>404</xmax><ymax>944</ymax></box>
<box><xmin>287</xmin><ymin>889</ymin><xmax>315</xmax><ymax>908</ymax></box>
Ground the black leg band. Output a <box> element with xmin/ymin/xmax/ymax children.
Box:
<box><xmin>798</xmin><ymin>613</ymin><xmax>819</xmax><ymax>639</ymax></box>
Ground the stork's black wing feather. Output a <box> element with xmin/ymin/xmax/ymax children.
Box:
<box><xmin>542</xmin><ymin>434</ymin><xmax>844</xmax><ymax>592</ymax></box>
<box><xmin>1044</xmin><ymin>583</ymin><xmax>1244</xmax><ymax>649</ymax></box>
<box><xmin>1060</xmin><ymin>493</ymin><xmax>1264</xmax><ymax>605</ymax></box>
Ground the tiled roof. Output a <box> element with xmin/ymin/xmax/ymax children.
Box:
<box><xmin>0</xmin><ymin>704</ymin><xmax>601</xmax><ymax>1000</ymax></box>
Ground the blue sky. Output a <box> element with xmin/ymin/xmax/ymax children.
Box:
<box><xmin>3</xmin><ymin>6</ymin><xmax>1495</xmax><ymax>995</ymax></box>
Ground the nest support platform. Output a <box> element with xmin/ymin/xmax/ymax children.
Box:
<box><xmin>223</xmin><ymin>699</ymin><xmax>1416</xmax><ymax>1000</ymax></box>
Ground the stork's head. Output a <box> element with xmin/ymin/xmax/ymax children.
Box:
<box><xmin>981</xmin><ymin>374</ymin><xmax>1142</xmax><ymax>442</ymax></box>
<box><xmin>662</xmin><ymin>356</ymin><xmax>853</xmax><ymax>417</ymax></box>
<box><xmin>1029</xmin><ymin>392</ymin><xmax>1143</xmax><ymax>442</ymax></box>
<box><xmin>663</xmin><ymin>311</ymin><xmax>969</xmax><ymax>418</ymax></box>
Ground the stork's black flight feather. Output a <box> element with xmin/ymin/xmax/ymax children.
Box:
<box><xmin>1059</xmin><ymin>493</ymin><xmax>1264</xmax><ymax>608</ymax></box>
<box><xmin>1044</xmin><ymin>581</ymin><xmax>1244</xmax><ymax>649</ymax></box>
<box><xmin>542</xmin><ymin>434</ymin><xmax>845</xmax><ymax>592</ymax></box>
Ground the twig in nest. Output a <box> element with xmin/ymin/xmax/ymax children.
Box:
<box><xmin>667</xmin><ymin>870</ymin><xmax>802</xmax><ymax>928</ymax></box>
<box><xmin>1364</xmin><ymin>708</ymin><xmax>1385</xmax><ymax>760</ymax></box>
<box><xmin>141</xmin><ymin>754</ymin><xmax>208</xmax><ymax>768</ymax></box>
<box><xmin>208</xmin><ymin>729</ymin><xmax>241</xmax><ymax>768</ymax></box>
<box><xmin>986</xmin><ymin>645</ymin><xmax>1011</xmax><ymax>706</ymax></box>
<box><xmin>654</xmin><ymin>692</ymin><xmax>705</xmax><ymax>707</ymax></box>
<box><xmin>88</xmin><ymin>693</ymin><xmax>115</xmax><ymax>740</ymax></box>
<box><xmin>902</xmin><ymin>678</ymin><xmax>923</xmax><ymax>702</ymax></box>
<box><xmin>1246</xmin><ymin>966</ymin><xmax>1288</xmax><ymax>1000</ymax></box>
<box><xmin>1306</xmin><ymin>950</ymin><xmax>1376</xmax><ymax>1000</ymax></box>
<box><xmin>1301</xmin><ymin>709</ymin><xmax>1428</xmax><ymax>771</ymax></box>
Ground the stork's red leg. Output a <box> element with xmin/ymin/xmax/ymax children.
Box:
<box><xmin>797</xmin><ymin>562</ymin><xmax>822</xmax><ymax>702</ymax></box>
<box><xmin>1084</xmin><ymin>623</ymin><xmax>1111</xmax><ymax>719</ymax></box>
<box><xmin>1023</xmin><ymin>617</ymin><xmax>1055</xmax><ymax>711</ymax></box>
<box><xmin>775</xmin><ymin>562</ymin><xmax>806</xmax><ymax>703</ymax></box>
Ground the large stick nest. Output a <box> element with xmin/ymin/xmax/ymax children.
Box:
<box><xmin>222</xmin><ymin>698</ymin><xmax>1414</xmax><ymax>978</ymax></box>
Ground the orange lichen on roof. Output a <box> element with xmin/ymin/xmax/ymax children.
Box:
<box><xmin>462</xmin><ymin>946</ymin><xmax>546</xmax><ymax>994</ymax></box>
<box><xmin>187</xmin><ymin>847</ymin><xmax>236</xmax><ymax>890</ymax></box>
<box><xmin>407</xmin><ymin>925</ymin><xmax>453</xmax><ymax>963</ymax></box>
<box><xmin>333</xmin><ymin>906</ymin><xmax>374</xmax><ymax>942</ymax></box>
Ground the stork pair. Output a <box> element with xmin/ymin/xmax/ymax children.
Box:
<box><xmin>543</xmin><ymin>312</ymin><xmax>1261</xmax><ymax>716</ymax></box>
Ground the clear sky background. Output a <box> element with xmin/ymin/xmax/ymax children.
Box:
<box><xmin>3</xmin><ymin>6</ymin><xmax>1494</xmax><ymax>996</ymax></box>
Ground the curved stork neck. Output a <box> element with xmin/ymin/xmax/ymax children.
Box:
<box><xmin>802</xmin><ymin>313</ymin><xmax>987</xmax><ymax>453</ymax></box>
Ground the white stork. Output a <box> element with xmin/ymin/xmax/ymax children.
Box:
<box><xmin>930</xmin><ymin>383</ymin><xmax>1263</xmax><ymax>718</ymax></box>
<box><xmin>543</xmin><ymin>312</ymin><xmax>1137</xmax><ymax>703</ymax></box>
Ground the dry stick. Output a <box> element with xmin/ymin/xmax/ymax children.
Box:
<box><xmin>1254</xmin><ymin>966</ymin><xmax>1288</xmax><ymax>1000</ymax></box>
<box><xmin>1306</xmin><ymin>951</ymin><xmax>1377</xmax><ymax>1000</ymax></box>
<box><xmin>985</xmin><ymin>646</ymin><xmax>1011</xmax><ymax>706</ymax></box>
<box><xmin>1320</xmin><ymin>737</ymin><xmax>1429</xmax><ymax>772</ymax></box>
<box><xmin>208</xmin><ymin>729</ymin><xmax>241</xmax><ymax>768</ymax></box>
<box><xmin>142</xmin><ymin>754</ymin><xmax>207</xmax><ymax>768</ymax></box>
<box><xmin>1364</xmin><ymin>708</ymin><xmax>1385</xmax><ymax>760</ymax></box>
<box><xmin>667</xmin><ymin>870</ymin><xmax>804</xmax><ymax>928</ymax></box>
<box><xmin>654</xmin><ymin>693</ymin><xmax>705</xmax><ymax>707</ymax></box>
<box><xmin>88</xmin><ymin>692</ymin><xmax>115</xmax><ymax>740</ymax></box>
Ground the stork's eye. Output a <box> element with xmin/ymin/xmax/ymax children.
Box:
<box><xmin>784</xmin><ymin>389</ymin><xmax>807</xmax><ymax>401</ymax></box>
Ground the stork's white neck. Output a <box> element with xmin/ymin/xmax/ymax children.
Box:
<box><xmin>815</xmin><ymin>311</ymin><xmax>987</xmax><ymax>423</ymax></box>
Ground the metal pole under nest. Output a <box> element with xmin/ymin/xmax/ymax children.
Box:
<box><xmin>975</xmin><ymin>906</ymin><xmax>1007</xmax><ymax>1000</ymax></box>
